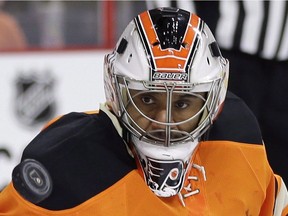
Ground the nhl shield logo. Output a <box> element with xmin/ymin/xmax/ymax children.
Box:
<box><xmin>15</xmin><ymin>72</ymin><xmax>56</xmax><ymax>127</ymax></box>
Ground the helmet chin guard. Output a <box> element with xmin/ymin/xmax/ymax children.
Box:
<box><xmin>130</xmin><ymin>135</ymin><xmax>199</xmax><ymax>197</ymax></box>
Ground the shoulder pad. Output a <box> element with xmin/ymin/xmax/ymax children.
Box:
<box><xmin>207</xmin><ymin>91</ymin><xmax>263</xmax><ymax>144</ymax></box>
<box><xmin>18</xmin><ymin>111</ymin><xmax>136</xmax><ymax>210</ymax></box>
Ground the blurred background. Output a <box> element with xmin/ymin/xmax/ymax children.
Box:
<box><xmin>1</xmin><ymin>1</ymin><xmax>287</xmax><ymax>190</ymax></box>
<box><xmin>0</xmin><ymin>1</ymin><xmax>146</xmax><ymax>49</ymax></box>
<box><xmin>0</xmin><ymin>1</ymin><xmax>146</xmax><ymax>190</ymax></box>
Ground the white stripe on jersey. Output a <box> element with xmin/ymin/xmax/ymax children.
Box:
<box><xmin>176</xmin><ymin>0</ymin><xmax>195</xmax><ymax>15</ymax></box>
<box><xmin>216</xmin><ymin>1</ymin><xmax>239</xmax><ymax>50</ymax></box>
<box><xmin>273</xmin><ymin>177</ymin><xmax>288</xmax><ymax>216</ymax></box>
<box><xmin>145</xmin><ymin>0</ymin><xmax>171</xmax><ymax>9</ymax></box>
<box><xmin>240</xmin><ymin>1</ymin><xmax>264</xmax><ymax>55</ymax></box>
<box><xmin>277</xmin><ymin>14</ymin><xmax>288</xmax><ymax>60</ymax></box>
<box><xmin>262</xmin><ymin>1</ymin><xmax>286</xmax><ymax>59</ymax></box>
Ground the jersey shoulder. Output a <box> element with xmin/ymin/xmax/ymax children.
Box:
<box><xmin>15</xmin><ymin>110</ymin><xmax>136</xmax><ymax>210</ymax></box>
<box><xmin>207</xmin><ymin>91</ymin><xmax>263</xmax><ymax>144</ymax></box>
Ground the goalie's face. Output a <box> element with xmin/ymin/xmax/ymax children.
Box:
<box><xmin>125</xmin><ymin>88</ymin><xmax>206</xmax><ymax>146</ymax></box>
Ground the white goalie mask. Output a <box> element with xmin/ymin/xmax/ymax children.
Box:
<box><xmin>104</xmin><ymin>7</ymin><xmax>229</xmax><ymax>197</ymax></box>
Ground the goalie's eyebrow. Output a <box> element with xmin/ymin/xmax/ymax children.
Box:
<box><xmin>175</xmin><ymin>92</ymin><xmax>206</xmax><ymax>101</ymax></box>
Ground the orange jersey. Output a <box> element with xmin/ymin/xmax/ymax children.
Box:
<box><xmin>0</xmin><ymin>92</ymin><xmax>287</xmax><ymax>215</ymax></box>
<box><xmin>1</xmin><ymin>141</ymin><xmax>287</xmax><ymax>215</ymax></box>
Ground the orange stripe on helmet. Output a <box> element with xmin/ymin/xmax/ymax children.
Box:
<box><xmin>138</xmin><ymin>11</ymin><xmax>200</xmax><ymax>72</ymax></box>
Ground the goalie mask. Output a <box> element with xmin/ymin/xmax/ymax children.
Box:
<box><xmin>104</xmin><ymin>8</ymin><xmax>229</xmax><ymax>197</ymax></box>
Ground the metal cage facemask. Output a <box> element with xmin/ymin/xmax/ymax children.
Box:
<box><xmin>115</xmin><ymin>75</ymin><xmax>223</xmax><ymax>147</ymax></box>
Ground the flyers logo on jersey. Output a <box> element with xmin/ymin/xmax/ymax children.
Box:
<box><xmin>135</xmin><ymin>8</ymin><xmax>203</xmax><ymax>81</ymax></box>
<box><xmin>145</xmin><ymin>157</ymin><xmax>185</xmax><ymax>197</ymax></box>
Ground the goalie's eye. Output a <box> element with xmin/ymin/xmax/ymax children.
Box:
<box><xmin>141</xmin><ymin>95</ymin><xmax>155</xmax><ymax>105</ymax></box>
<box><xmin>174</xmin><ymin>100</ymin><xmax>189</xmax><ymax>109</ymax></box>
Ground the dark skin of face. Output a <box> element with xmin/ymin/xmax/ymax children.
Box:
<box><xmin>126</xmin><ymin>90</ymin><xmax>205</xmax><ymax>137</ymax></box>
